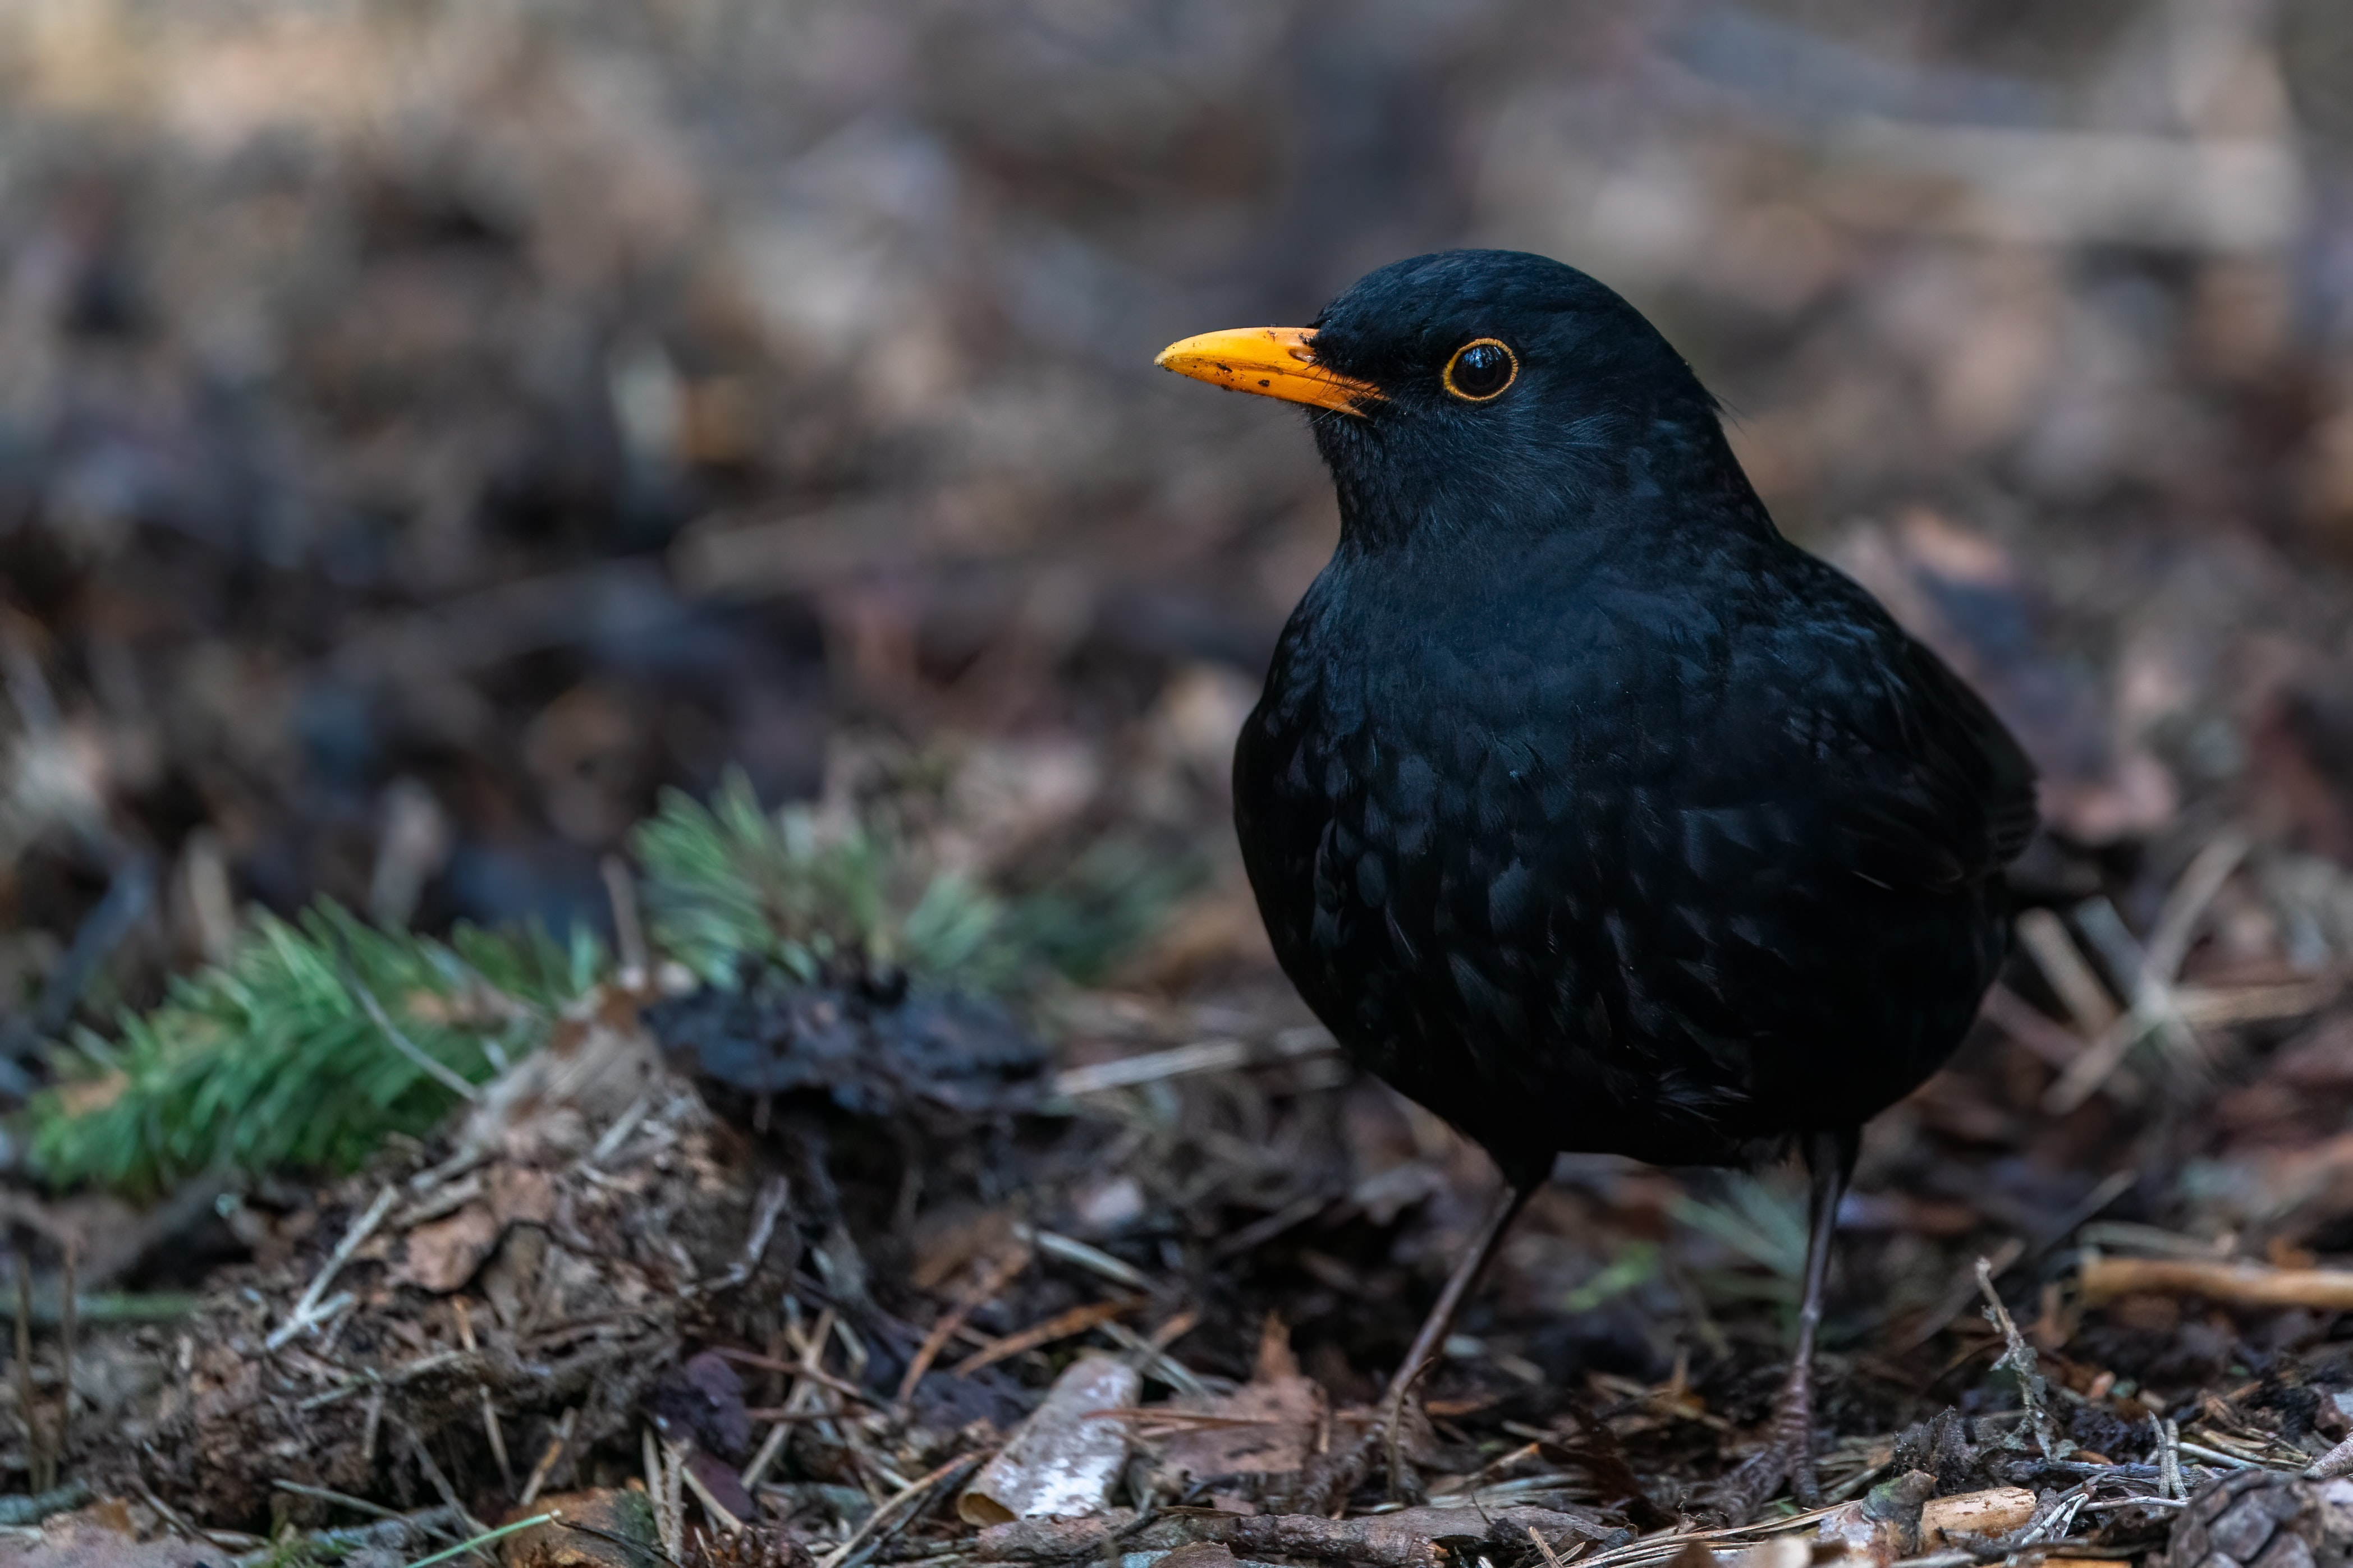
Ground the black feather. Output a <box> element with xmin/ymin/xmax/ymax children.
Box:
<box><xmin>1233</xmin><ymin>250</ymin><xmax>2037</xmax><ymax>1190</ymax></box>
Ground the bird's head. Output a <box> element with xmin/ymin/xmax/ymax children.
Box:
<box><xmin>1158</xmin><ymin>249</ymin><xmax>1755</xmax><ymax>549</ymax></box>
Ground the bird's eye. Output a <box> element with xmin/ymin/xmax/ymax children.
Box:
<box><xmin>1443</xmin><ymin>338</ymin><xmax>1518</xmax><ymax>402</ymax></box>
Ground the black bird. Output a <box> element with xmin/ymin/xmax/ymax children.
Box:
<box><xmin>1156</xmin><ymin>251</ymin><xmax>2035</xmax><ymax>1512</ymax></box>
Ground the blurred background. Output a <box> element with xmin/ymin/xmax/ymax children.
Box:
<box><xmin>5</xmin><ymin>0</ymin><xmax>2351</xmax><ymax>976</ymax></box>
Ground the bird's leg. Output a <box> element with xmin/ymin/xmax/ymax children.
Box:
<box><xmin>1378</xmin><ymin>1180</ymin><xmax>1532</xmax><ymax>1502</ymax></box>
<box><xmin>1710</xmin><ymin>1128</ymin><xmax>1857</xmax><ymax>1520</ymax></box>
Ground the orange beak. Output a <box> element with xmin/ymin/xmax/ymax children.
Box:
<box><xmin>1153</xmin><ymin>327</ymin><xmax>1383</xmax><ymax>416</ymax></box>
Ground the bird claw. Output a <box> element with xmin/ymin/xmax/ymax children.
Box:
<box><xmin>1704</xmin><ymin>1362</ymin><xmax>1820</xmax><ymax>1523</ymax></box>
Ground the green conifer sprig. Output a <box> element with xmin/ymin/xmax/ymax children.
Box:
<box><xmin>632</xmin><ymin>772</ymin><xmax>1017</xmax><ymax>990</ymax></box>
<box><xmin>26</xmin><ymin>905</ymin><xmax>598</xmax><ymax>1197</ymax></box>
<box><xmin>24</xmin><ymin>772</ymin><xmax>1185</xmax><ymax>1195</ymax></box>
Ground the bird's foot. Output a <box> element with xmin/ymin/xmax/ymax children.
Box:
<box><xmin>1705</xmin><ymin>1360</ymin><xmax>1820</xmax><ymax>1523</ymax></box>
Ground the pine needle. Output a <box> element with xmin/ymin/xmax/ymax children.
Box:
<box><xmin>634</xmin><ymin>770</ymin><xmax>1016</xmax><ymax>989</ymax></box>
<box><xmin>25</xmin><ymin>903</ymin><xmax>595</xmax><ymax>1196</ymax></box>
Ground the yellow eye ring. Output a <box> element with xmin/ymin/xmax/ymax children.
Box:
<box><xmin>1443</xmin><ymin>338</ymin><xmax>1519</xmax><ymax>402</ymax></box>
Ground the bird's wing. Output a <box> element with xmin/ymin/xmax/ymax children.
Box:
<box><xmin>1747</xmin><ymin>600</ymin><xmax>2038</xmax><ymax>896</ymax></box>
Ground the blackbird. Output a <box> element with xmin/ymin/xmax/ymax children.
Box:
<box><xmin>1156</xmin><ymin>250</ymin><xmax>2036</xmax><ymax>1512</ymax></box>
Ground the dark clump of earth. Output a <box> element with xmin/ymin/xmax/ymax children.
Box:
<box><xmin>648</xmin><ymin>963</ymin><xmax>1050</xmax><ymax>1134</ymax></box>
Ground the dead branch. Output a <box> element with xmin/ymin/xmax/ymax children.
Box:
<box><xmin>2080</xmin><ymin>1254</ymin><xmax>2353</xmax><ymax>1310</ymax></box>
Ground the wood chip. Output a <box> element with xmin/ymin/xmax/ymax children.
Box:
<box><xmin>959</xmin><ymin>1354</ymin><xmax>1139</xmax><ymax>1525</ymax></box>
<box><xmin>1919</xmin><ymin>1488</ymin><xmax>2037</xmax><ymax>1546</ymax></box>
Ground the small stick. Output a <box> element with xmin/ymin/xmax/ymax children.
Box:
<box><xmin>519</xmin><ymin>1408</ymin><xmax>577</xmax><ymax>1508</ymax></box>
<box><xmin>451</xmin><ymin>1299</ymin><xmax>513</xmax><ymax>1495</ymax></box>
<box><xmin>2177</xmin><ymin>1440</ymin><xmax>2262</xmax><ymax>1471</ymax></box>
<box><xmin>678</xmin><ymin>1457</ymin><xmax>746</xmax><ymax>1534</ymax></box>
<box><xmin>694</xmin><ymin>1176</ymin><xmax>792</xmax><ymax>1297</ymax></box>
<box><xmin>399</xmin><ymin>1418</ymin><xmax>489</xmax><ymax>1541</ymax></box>
<box><xmin>743</xmin><ymin>1308</ymin><xmax>838</xmax><ymax>1493</ymax></box>
<box><xmin>15</xmin><ymin>1264</ymin><xmax>48</xmax><ymax>1494</ymax></box>
<box><xmin>662</xmin><ymin>1441</ymin><xmax>687</xmax><ymax>1562</ymax></box>
<box><xmin>1096</xmin><ymin>1313</ymin><xmax>1208</xmax><ymax>1397</ymax></box>
<box><xmin>56</xmin><ymin>1240</ymin><xmax>74</xmax><ymax>1473</ymax></box>
<box><xmin>2161</xmin><ymin>1418</ymin><xmax>2184</xmax><ymax>1500</ymax></box>
<box><xmin>588</xmin><ymin>1091</ymin><xmax>655</xmax><ymax>1167</ymax></box>
<box><xmin>1975</xmin><ymin>1258</ymin><xmax>2059</xmax><ymax>1458</ymax></box>
<box><xmin>644</xmin><ymin>1428</ymin><xmax>682</xmax><ymax>1561</ymax></box>
<box><xmin>897</xmin><ymin>1244</ymin><xmax>1032</xmax><ymax>1405</ymax></box>
<box><xmin>1050</xmin><ymin>1038</ymin><xmax>1252</xmax><ymax>1096</ymax></box>
<box><xmin>738</xmin><ymin>1415</ymin><xmax>794</xmax><ymax>1495</ymax></box>
<box><xmin>814</xmin><ymin>1451</ymin><xmax>985</xmax><ymax>1568</ymax></box>
<box><xmin>133</xmin><ymin>1479</ymin><xmax>200</xmax><ymax>1542</ymax></box>
<box><xmin>2013</xmin><ymin>911</ymin><xmax>2121</xmax><ymax>1036</ymax></box>
<box><xmin>271</xmin><ymin>1185</ymin><xmax>399</xmax><ymax>1350</ymax></box>
<box><xmin>1527</xmin><ymin>1526</ymin><xmax>1569</xmax><ymax>1568</ymax></box>
<box><xmin>711</xmin><ymin>1350</ymin><xmax>874</xmax><ymax>1405</ymax></box>
<box><xmin>271</xmin><ymin>1479</ymin><xmax>408</xmax><ymax>1522</ymax></box>
<box><xmin>1021</xmin><ymin>1227</ymin><xmax>1152</xmax><ymax>1291</ymax></box>
<box><xmin>1980</xmin><ymin>983</ymin><xmax>2098</xmax><ymax>1072</ymax></box>
<box><xmin>2307</xmin><ymin>1428</ymin><xmax>2353</xmax><ymax>1481</ymax></box>
<box><xmin>2081</xmin><ymin>1254</ymin><xmax>2353</xmax><ymax>1310</ymax></box>
<box><xmin>948</xmin><ymin>1296</ymin><xmax>1143</xmax><ymax>1378</ymax></box>
<box><xmin>361</xmin><ymin>1385</ymin><xmax>386</xmax><ymax>1468</ymax></box>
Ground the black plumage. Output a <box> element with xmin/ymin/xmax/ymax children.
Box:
<box><xmin>1159</xmin><ymin>249</ymin><xmax>2036</xmax><ymax>1510</ymax></box>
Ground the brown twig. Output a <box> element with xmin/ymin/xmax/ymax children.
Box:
<box><xmin>898</xmin><ymin>1244</ymin><xmax>1032</xmax><ymax>1405</ymax></box>
<box><xmin>520</xmin><ymin>1408</ymin><xmax>579</xmax><ymax>1508</ymax></box>
<box><xmin>56</xmin><ymin>1240</ymin><xmax>74</xmax><ymax>1472</ymax></box>
<box><xmin>452</xmin><ymin>1298</ymin><xmax>514</xmax><ymax>1495</ymax></box>
<box><xmin>818</xmin><ymin>1451</ymin><xmax>989</xmax><ymax>1568</ymax></box>
<box><xmin>400</xmin><ymin>1417</ymin><xmax>490</xmax><ymax>1542</ymax></box>
<box><xmin>1975</xmin><ymin>1257</ymin><xmax>2062</xmax><ymax>1459</ymax></box>
<box><xmin>948</xmin><ymin>1297</ymin><xmax>1144</xmax><ymax>1378</ymax></box>
<box><xmin>645</xmin><ymin>1428</ymin><xmax>684</xmax><ymax>1562</ymax></box>
<box><xmin>271</xmin><ymin>1184</ymin><xmax>399</xmax><ymax>1350</ymax></box>
<box><xmin>1980</xmin><ymin>983</ymin><xmax>2095</xmax><ymax>1072</ymax></box>
<box><xmin>16</xmin><ymin>1263</ymin><xmax>49</xmax><ymax>1494</ymax></box>
<box><xmin>2013</xmin><ymin>912</ymin><xmax>2121</xmax><ymax>1037</ymax></box>
<box><xmin>713</xmin><ymin>1350</ymin><xmax>875</xmax><ymax>1405</ymax></box>
<box><xmin>680</xmin><ymin>1451</ymin><xmax>748</xmax><ymax>1534</ymax></box>
<box><xmin>2081</xmin><ymin>1253</ymin><xmax>2353</xmax><ymax>1309</ymax></box>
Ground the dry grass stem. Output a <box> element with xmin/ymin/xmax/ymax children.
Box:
<box><xmin>819</xmin><ymin>1452</ymin><xmax>989</xmax><ymax>1568</ymax></box>
<box><xmin>950</xmin><ymin>1298</ymin><xmax>1144</xmax><ymax>1378</ymax></box>
<box><xmin>1021</xmin><ymin>1227</ymin><xmax>1153</xmax><ymax>1291</ymax></box>
<box><xmin>900</xmin><ymin>1244</ymin><xmax>1034</xmax><ymax>1405</ymax></box>
<box><xmin>272</xmin><ymin>1185</ymin><xmax>400</xmax><ymax>1350</ymax></box>
<box><xmin>680</xmin><ymin>1457</ymin><xmax>748</xmax><ymax>1534</ymax></box>
<box><xmin>520</xmin><ymin>1408</ymin><xmax>579</xmax><ymax>1508</ymax></box>
<box><xmin>2013</xmin><ymin>912</ymin><xmax>2121</xmax><ymax>1036</ymax></box>
<box><xmin>55</xmin><ymin>1241</ymin><xmax>73</xmax><ymax>1469</ymax></box>
<box><xmin>14</xmin><ymin>1265</ymin><xmax>47</xmax><ymax>1495</ymax></box>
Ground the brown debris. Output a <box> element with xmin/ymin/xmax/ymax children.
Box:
<box><xmin>958</xmin><ymin>1354</ymin><xmax>1136</xmax><ymax>1525</ymax></box>
<box><xmin>976</xmin><ymin>1503</ymin><xmax>1611</xmax><ymax>1567</ymax></box>
<box><xmin>1919</xmin><ymin>1487</ymin><xmax>2039</xmax><ymax>1547</ymax></box>
<box><xmin>501</xmin><ymin>1491</ymin><xmax>663</xmax><ymax>1568</ymax></box>
<box><xmin>0</xmin><ymin>1508</ymin><xmax>228</xmax><ymax>1568</ymax></box>
<box><xmin>1144</xmin><ymin>1316</ymin><xmax>1327</xmax><ymax>1484</ymax></box>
